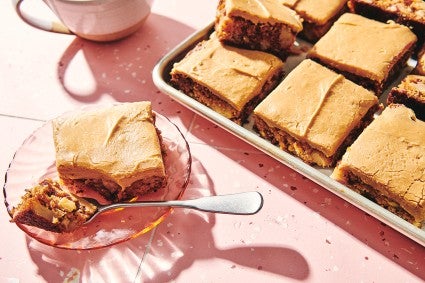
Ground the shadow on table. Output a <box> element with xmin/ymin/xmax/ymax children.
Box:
<box><xmin>136</xmin><ymin>158</ymin><xmax>309</xmax><ymax>282</ymax></box>
<box><xmin>56</xmin><ymin>12</ymin><xmax>192</xmax><ymax>105</ymax></box>
<box><xmin>25</xmin><ymin>157</ymin><xmax>309</xmax><ymax>282</ymax></box>
<box><xmin>25</xmin><ymin>232</ymin><xmax>152</xmax><ymax>282</ymax></box>
<box><xmin>56</xmin><ymin>12</ymin><xmax>201</xmax><ymax>136</ymax></box>
<box><xmin>188</xmin><ymin>121</ymin><xmax>425</xmax><ymax>280</ymax></box>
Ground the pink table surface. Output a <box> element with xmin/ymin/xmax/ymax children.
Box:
<box><xmin>1</xmin><ymin>1</ymin><xmax>425</xmax><ymax>282</ymax></box>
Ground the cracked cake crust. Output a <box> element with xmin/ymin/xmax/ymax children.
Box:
<box><xmin>332</xmin><ymin>104</ymin><xmax>425</xmax><ymax>226</ymax></box>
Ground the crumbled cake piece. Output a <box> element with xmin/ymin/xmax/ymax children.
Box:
<box><xmin>348</xmin><ymin>0</ymin><xmax>425</xmax><ymax>52</ymax></box>
<box><xmin>282</xmin><ymin>0</ymin><xmax>348</xmax><ymax>42</ymax></box>
<box><xmin>387</xmin><ymin>75</ymin><xmax>425</xmax><ymax>120</ymax></box>
<box><xmin>253</xmin><ymin>59</ymin><xmax>380</xmax><ymax>167</ymax></box>
<box><xmin>53</xmin><ymin>102</ymin><xmax>166</xmax><ymax>203</ymax></box>
<box><xmin>170</xmin><ymin>33</ymin><xmax>284</xmax><ymax>125</ymax></box>
<box><xmin>307</xmin><ymin>13</ymin><xmax>417</xmax><ymax>96</ymax></box>
<box><xmin>11</xmin><ymin>179</ymin><xmax>97</xmax><ymax>233</ymax></box>
<box><xmin>215</xmin><ymin>0</ymin><xmax>303</xmax><ymax>58</ymax></box>
<box><xmin>332</xmin><ymin>104</ymin><xmax>425</xmax><ymax>226</ymax></box>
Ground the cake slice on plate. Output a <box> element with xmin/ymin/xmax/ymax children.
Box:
<box><xmin>53</xmin><ymin>101</ymin><xmax>166</xmax><ymax>203</ymax></box>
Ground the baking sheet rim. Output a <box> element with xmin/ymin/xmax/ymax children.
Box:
<box><xmin>152</xmin><ymin>22</ymin><xmax>425</xmax><ymax>247</ymax></box>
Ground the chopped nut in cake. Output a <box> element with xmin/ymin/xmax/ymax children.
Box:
<box><xmin>11</xmin><ymin>179</ymin><xmax>97</xmax><ymax>233</ymax></box>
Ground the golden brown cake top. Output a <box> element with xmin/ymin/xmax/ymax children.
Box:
<box><xmin>224</xmin><ymin>0</ymin><xmax>303</xmax><ymax>32</ymax></box>
<box><xmin>254</xmin><ymin>59</ymin><xmax>378</xmax><ymax>156</ymax></box>
<box><xmin>171</xmin><ymin>34</ymin><xmax>284</xmax><ymax>111</ymax></box>
<box><xmin>308</xmin><ymin>13</ymin><xmax>417</xmax><ymax>82</ymax></box>
<box><xmin>282</xmin><ymin>0</ymin><xmax>348</xmax><ymax>25</ymax></box>
<box><xmin>53</xmin><ymin>101</ymin><xmax>165</xmax><ymax>189</ymax></box>
<box><xmin>332</xmin><ymin>104</ymin><xmax>425</xmax><ymax>218</ymax></box>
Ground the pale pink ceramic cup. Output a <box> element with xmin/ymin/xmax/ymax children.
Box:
<box><xmin>13</xmin><ymin>0</ymin><xmax>151</xmax><ymax>42</ymax></box>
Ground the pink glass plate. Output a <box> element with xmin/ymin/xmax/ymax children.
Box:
<box><xmin>3</xmin><ymin>109</ymin><xmax>191</xmax><ymax>250</ymax></box>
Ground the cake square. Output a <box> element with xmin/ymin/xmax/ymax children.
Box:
<box><xmin>170</xmin><ymin>33</ymin><xmax>284</xmax><ymax>125</ymax></box>
<box><xmin>307</xmin><ymin>13</ymin><xmax>417</xmax><ymax>96</ymax></box>
<box><xmin>348</xmin><ymin>0</ymin><xmax>425</xmax><ymax>52</ymax></box>
<box><xmin>53</xmin><ymin>101</ymin><xmax>166</xmax><ymax>203</ymax></box>
<box><xmin>332</xmin><ymin>104</ymin><xmax>425</xmax><ymax>226</ymax></box>
<box><xmin>215</xmin><ymin>0</ymin><xmax>303</xmax><ymax>57</ymax></box>
<box><xmin>253</xmin><ymin>59</ymin><xmax>380</xmax><ymax>167</ymax></box>
<box><xmin>387</xmin><ymin>75</ymin><xmax>425</xmax><ymax>120</ymax></box>
<box><xmin>11</xmin><ymin>179</ymin><xmax>97</xmax><ymax>233</ymax></box>
<box><xmin>282</xmin><ymin>0</ymin><xmax>348</xmax><ymax>42</ymax></box>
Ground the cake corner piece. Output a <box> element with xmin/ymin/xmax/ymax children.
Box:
<box><xmin>332</xmin><ymin>104</ymin><xmax>425</xmax><ymax>226</ymax></box>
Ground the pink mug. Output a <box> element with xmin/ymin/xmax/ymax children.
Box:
<box><xmin>13</xmin><ymin>0</ymin><xmax>151</xmax><ymax>42</ymax></box>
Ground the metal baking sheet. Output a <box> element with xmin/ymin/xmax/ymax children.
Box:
<box><xmin>152</xmin><ymin>22</ymin><xmax>425</xmax><ymax>246</ymax></box>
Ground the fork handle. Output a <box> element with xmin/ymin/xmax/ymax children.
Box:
<box><xmin>98</xmin><ymin>192</ymin><xmax>263</xmax><ymax>215</ymax></box>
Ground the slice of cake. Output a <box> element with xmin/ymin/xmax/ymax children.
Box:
<box><xmin>348</xmin><ymin>0</ymin><xmax>425</xmax><ymax>52</ymax></box>
<box><xmin>11</xmin><ymin>179</ymin><xmax>97</xmax><ymax>233</ymax></box>
<box><xmin>170</xmin><ymin>33</ymin><xmax>284</xmax><ymax>125</ymax></box>
<box><xmin>215</xmin><ymin>0</ymin><xmax>303</xmax><ymax>57</ymax></box>
<box><xmin>282</xmin><ymin>0</ymin><xmax>348</xmax><ymax>42</ymax></box>
<box><xmin>253</xmin><ymin>59</ymin><xmax>380</xmax><ymax>167</ymax></box>
<box><xmin>53</xmin><ymin>101</ymin><xmax>166</xmax><ymax>203</ymax></box>
<box><xmin>307</xmin><ymin>13</ymin><xmax>417</xmax><ymax>96</ymax></box>
<box><xmin>387</xmin><ymin>75</ymin><xmax>425</xmax><ymax>120</ymax></box>
<box><xmin>332</xmin><ymin>104</ymin><xmax>425</xmax><ymax>226</ymax></box>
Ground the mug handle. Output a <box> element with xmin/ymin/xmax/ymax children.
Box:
<box><xmin>12</xmin><ymin>0</ymin><xmax>72</xmax><ymax>34</ymax></box>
